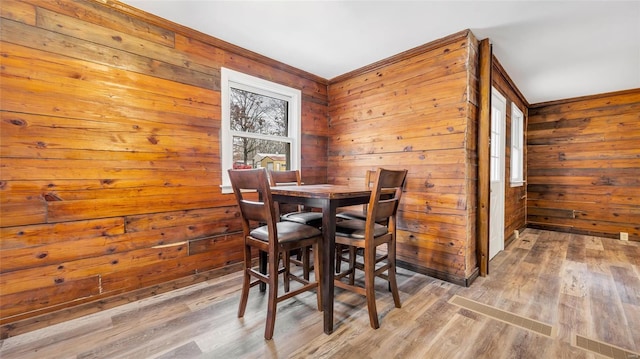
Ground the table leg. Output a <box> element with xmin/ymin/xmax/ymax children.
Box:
<box><xmin>321</xmin><ymin>200</ymin><xmax>337</xmax><ymax>334</ymax></box>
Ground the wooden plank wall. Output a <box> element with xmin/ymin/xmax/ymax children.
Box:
<box><xmin>0</xmin><ymin>0</ymin><xmax>329</xmax><ymax>336</ymax></box>
<box><xmin>327</xmin><ymin>30</ymin><xmax>480</xmax><ymax>284</ymax></box>
<box><xmin>527</xmin><ymin>89</ymin><xmax>640</xmax><ymax>241</ymax></box>
<box><xmin>491</xmin><ymin>57</ymin><xmax>529</xmax><ymax>244</ymax></box>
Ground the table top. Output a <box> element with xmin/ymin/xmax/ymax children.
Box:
<box><xmin>270</xmin><ymin>184</ymin><xmax>372</xmax><ymax>200</ymax></box>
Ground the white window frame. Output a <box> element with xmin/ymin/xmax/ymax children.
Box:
<box><xmin>510</xmin><ymin>103</ymin><xmax>524</xmax><ymax>187</ymax></box>
<box><xmin>220</xmin><ymin>68</ymin><xmax>301</xmax><ymax>193</ymax></box>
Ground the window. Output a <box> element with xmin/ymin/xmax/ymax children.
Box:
<box><xmin>490</xmin><ymin>89</ymin><xmax>506</xmax><ymax>183</ymax></box>
<box><xmin>220</xmin><ymin>68</ymin><xmax>301</xmax><ymax>193</ymax></box>
<box><xmin>510</xmin><ymin>103</ymin><xmax>524</xmax><ymax>186</ymax></box>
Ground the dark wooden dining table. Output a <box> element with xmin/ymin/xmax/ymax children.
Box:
<box><xmin>270</xmin><ymin>184</ymin><xmax>373</xmax><ymax>334</ymax></box>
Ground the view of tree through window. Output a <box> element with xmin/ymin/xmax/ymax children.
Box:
<box><xmin>230</xmin><ymin>88</ymin><xmax>291</xmax><ymax>170</ymax></box>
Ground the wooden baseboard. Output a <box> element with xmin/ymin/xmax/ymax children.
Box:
<box><xmin>504</xmin><ymin>225</ymin><xmax>528</xmax><ymax>248</ymax></box>
<box><xmin>526</xmin><ymin>224</ymin><xmax>631</xmax><ymax>241</ymax></box>
<box><xmin>0</xmin><ymin>262</ymin><xmax>244</xmax><ymax>339</ymax></box>
<box><xmin>397</xmin><ymin>259</ymin><xmax>477</xmax><ymax>287</ymax></box>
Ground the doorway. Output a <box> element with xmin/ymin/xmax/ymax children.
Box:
<box><xmin>489</xmin><ymin>87</ymin><xmax>506</xmax><ymax>259</ymax></box>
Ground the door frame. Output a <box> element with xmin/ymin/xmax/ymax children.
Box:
<box><xmin>477</xmin><ymin>39</ymin><xmax>492</xmax><ymax>276</ymax></box>
<box><xmin>489</xmin><ymin>87</ymin><xmax>507</xmax><ymax>260</ymax></box>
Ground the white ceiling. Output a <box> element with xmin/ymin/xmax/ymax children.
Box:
<box><xmin>124</xmin><ymin>0</ymin><xmax>640</xmax><ymax>104</ymax></box>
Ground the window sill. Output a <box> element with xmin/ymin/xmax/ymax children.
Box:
<box><xmin>510</xmin><ymin>181</ymin><xmax>525</xmax><ymax>188</ymax></box>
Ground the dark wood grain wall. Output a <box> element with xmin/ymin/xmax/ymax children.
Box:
<box><xmin>527</xmin><ymin>89</ymin><xmax>640</xmax><ymax>241</ymax></box>
<box><xmin>492</xmin><ymin>58</ymin><xmax>528</xmax><ymax>244</ymax></box>
<box><xmin>327</xmin><ymin>30</ymin><xmax>480</xmax><ymax>284</ymax></box>
<box><xmin>0</xmin><ymin>0</ymin><xmax>329</xmax><ymax>336</ymax></box>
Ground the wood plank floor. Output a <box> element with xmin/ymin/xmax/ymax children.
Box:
<box><xmin>1</xmin><ymin>229</ymin><xmax>639</xmax><ymax>358</ymax></box>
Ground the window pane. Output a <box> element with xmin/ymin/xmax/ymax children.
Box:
<box><xmin>510</xmin><ymin>104</ymin><xmax>524</xmax><ymax>185</ymax></box>
<box><xmin>232</xmin><ymin>136</ymin><xmax>291</xmax><ymax>170</ymax></box>
<box><xmin>513</xmin><ymin>148</ymin><xmax>521</xmax><ymax>178</ymax></box>
<box><xmin>230</xmin><ymin>88</ymin><xmax>288</xmax><ymax>136</ymax></box>
<box><xmin>491</xmin><ymin>156</ymin><xmax>499</xmax><ymax>181</ymax></box>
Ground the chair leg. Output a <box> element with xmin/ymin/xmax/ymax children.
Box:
<box><xmin>302</xmin><ymin>246</ymin><xmax>311</xmax><ymax>280</ymax></box>
<box><xmin>313</xmin><ymin>241</ymin><xmax>322</xmax><ymax>310</ymax></box>
<box><xmin>259</xmin><ymin>251</ymin><xmax>267</xmax><ymax>292</ymax></box>
<box><xmin>364</xmin><ymin>246</ymin><xmax>380</xmax><ymax>329</ymax></box>
<box><xmin>283</xmin><ymin>252</ymin><xmax>291</xmax><ymax>293</ymax></box>
<box><xmin>264</xmin><ymin>250</ymin><xmax>280</xmax><ymax>340</ymax></box>
<box><xmin>238</xmin><ymin>244</ymin><xmax>252</xmax><ymax>318</ymax></box>
<box><xmin>348</xmin><ymin>246</ymin><xmax>357</xmax><ymax>285</ymax></box>
<box><xmin>388</xmin><ymin>241</ymin><xmax>401</xmax><ymax>308</ymax></box>
<box><xmin>335</xmin><ymin>244</ymin><xmax>343</xmax><ymax>273</ymax></box>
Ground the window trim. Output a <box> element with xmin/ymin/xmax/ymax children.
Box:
<box><xmin>510</xmin><ymin>103</ymin><xmax>524</xmax><ymax>187</ymax></box>
<box><xmin>220</xmin><ymin>68</ymin><xmax>301</xmax><ymax>193</ymax></box>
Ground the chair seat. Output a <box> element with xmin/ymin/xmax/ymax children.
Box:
<box><xmin>336</xmin><ymin>210</ymin><xmax>367</xmax><ymax>221</ymax></box>
<box><xmin>251</xmin><ymin>221</ymin><xmax>322</xmax><ymax>243</ymax></box>
<box><xmin>282</xmin><ymin>211</ymin><xmax>323</xmax><ymax>227</ymax></box>
<box><xmin>335</xmin><ymin>219</ymin><xmax>389</xmax><ymax>239</ymax></box>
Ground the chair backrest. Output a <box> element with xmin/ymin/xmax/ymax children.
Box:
<box><xmin>362</xmin><ymin>169</ymin><xmax>375</xmax><ymax>213</ymax></box>
<box><xmin>365</xmin><ymin>168</ymin><xmax>407</xmax><ymax>234</ymax></box>
<box><xmin>268</xmin><ymin>169</ymin><xmax>303</xmax><ymax>215</ymax></box>
<box><xmin>268</xmin><ymin>170</ymin><xmax>301</xmax><ymax>187</ymax></box>
<box><xmin>364</xmin><ymin>169</ymin><xmax>375</xmax><ymax>188</ymax></box>
<box><xmin>228</xmin><ymin>168</ymin><xmax>278</xmax><ymax>237</ymax></box>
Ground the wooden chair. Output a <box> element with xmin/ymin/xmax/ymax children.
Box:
<box><xmin>336</xmin><ymin>169</ymin><xmax>376</xmax><ymax>221</ymax></box>
<box><xmin>335</xmin><ymin>169</ymin><xmax>375</xmax><ymax>272</ymax></box>
<box><xmin>268</xmin><ymin>170</ymin><xmax>323</xmax><ymax>287</ymax></box>
<box><xmin>333</xmin><ymin>168</ymin><xmax>407</xmax><ymax>329</ymax></box>
<box><xmin>268</xmin><ymin>170</ymin><xmax>323</xmax><ymax>228</ymax></box>
<box><xmin>229</xmin><ymin>168</ymin><xmax>322</xmax><ymax>340</ymax></box>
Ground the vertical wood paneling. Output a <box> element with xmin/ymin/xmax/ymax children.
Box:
<box><xmin>0</xmin><ymin>0</ymin><xmax>328</xmax><ymax>330</ymax></box>
<box><xmin>476</xmin><ymin>38</ymin><xmax>491</xmax><ymax>276</ymax></box>
<box><xmin>527</xmin><ymin>89</ymin><xmax>640</xmax><ymax>241</ymax></box>
<box><xmin>328</xmin><ymin>30</ymin><xmax>479</xmax><ymax>283</ymax></box>
<box><xmin>464</xmin><ymin>37</ymin><xmax>480</xmax><ymax>277</ymax></box>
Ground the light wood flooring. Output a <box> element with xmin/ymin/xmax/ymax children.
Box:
<box><xmin>1</xmin><ymin>229</ymin><xmax>639</xmax><ymax>358</ymax></box>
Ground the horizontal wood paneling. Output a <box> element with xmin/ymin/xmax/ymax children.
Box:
<box><xmin>328</xmin><ymin>30</ymin><xmax>479</xmax><ymax>282</ymax></box>
<box><xmin>527</xmin><ymin>89</ymin><xmax>640</xmax><ymax>240</ymax></box>
<box><xmin>0</xmin><ymin>0</ymin><xmax>328</xmax><ymax>326</ymax></box>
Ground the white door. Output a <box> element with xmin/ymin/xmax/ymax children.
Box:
<box><xmin>489</xmin><ymin>88</ymin><xmax>506</xmax><ymax>259</ymax></box>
